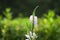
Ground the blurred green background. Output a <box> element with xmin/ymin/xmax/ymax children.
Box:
<box><xmin>0</xmin><ymin>0</ymin><xmax>60</xmax><ymax>40</ymax></box>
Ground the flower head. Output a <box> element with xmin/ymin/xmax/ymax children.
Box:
<box><xmin>25</xmin><ymin>31</ymin><xmax>37</xmax><ymax>40</ymax></box>
<box><xmin>30</xmin><ymin>15</ymin><xmax>37</xmax><ymax>26</ymax></box>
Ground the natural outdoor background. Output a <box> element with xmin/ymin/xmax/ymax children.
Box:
<box><xmin>0</xmin><ymin>0</ymin><xmax>60</xmax><ymax>40</ymax></box>
<box><xmin>0</xmin><ymin>0</ymin><xmax>60</xmax><ymax>17</ymax></box>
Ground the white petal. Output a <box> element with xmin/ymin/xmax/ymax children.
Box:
<box><xmin>25</xmin><ymin>39</ymin><xmax>29</xmax><ymax>40</ymax></box>
<box><xmin>30</xmin><ymin>15</ymin><xmax>33</xmax><ymax>23</ymax></box>
<box><xmin>29</xmin><ymin>31</ymin><xmax>32</xmax><ymax>37</ymax></box>
<box><xmin>33</xmin><ymin>32</ymin><xmax>36</xmax><ymax>36</ymax></box>
<box><xmin>25</xmin><ymin>35</ymin><xmax>30</xmax><ymax>38</ymax></box>
<box><xmin>30</xmin><ymin>15</ymin><xmax>38</xmax><ymax>26</ymax></box>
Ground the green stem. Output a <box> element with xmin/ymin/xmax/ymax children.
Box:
<box><xmin>31</xmin><ymin>5</ymin><xmax>39</xmax><ymax>40</ymax></box>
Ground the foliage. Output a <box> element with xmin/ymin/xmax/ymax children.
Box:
<box><xmin>0</xmin><ymin>8</ymin><xmax>60</xmax><ymax>40</ymax></box>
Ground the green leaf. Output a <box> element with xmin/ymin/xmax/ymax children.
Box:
<box><xmin>48</xmin><ymin>10</ymin><xmax>55</xmax><ymax>18</ymax></box>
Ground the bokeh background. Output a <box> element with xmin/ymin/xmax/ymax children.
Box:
<box><xmin>0</xmin><ymin>0</ymin><xmax>60</xmax><ymax>18</ymax></box>
<box><xmin>0</xmin><ymin>0</ymin><xmax>60</xmax><ymax>40</ymax></box>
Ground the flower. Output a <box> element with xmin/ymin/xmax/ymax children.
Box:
<box><xmin>30</xmin><ymin>15</ymin><xmax>37</xmax><ymax>26</ymax></box>
<box><xmin>25</xmin><ymin>31</ymin><xmax>37</xmax><ymax>40</ymax></box>
<box><xmin>25</xmin><ymin>34</ymin><xmax>30</xmax><ymax>39</ymax></box>
<box><xmin>25</xmin><ymin>39</ymin><xmax>29</xmax><ymax>40</ymax></box>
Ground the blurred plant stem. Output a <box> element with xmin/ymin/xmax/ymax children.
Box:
<box><xmin>31</xmin><ymin>5</ymin><xmax>39</xmax><ymax>40</ymax></box>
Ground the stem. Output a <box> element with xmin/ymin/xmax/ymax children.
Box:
<box><xmin>32</xmin><ymin>5</ymin><xmax>39</xmax><ymax>34</ymax></box>
<box><xmin>31</xmin><ymin>5</ymin><xmax>39</xmax><ymax>40</ymax></box>
<box><xmin>33</xmin><ymin>5</ymin><xmax>39</xmax><ymax>15</ymax></box>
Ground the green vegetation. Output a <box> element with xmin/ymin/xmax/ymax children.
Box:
<box><xmin>0</xmin><ymin>8</ymin><xmax>60</xmax><ymax>40</ymax></box>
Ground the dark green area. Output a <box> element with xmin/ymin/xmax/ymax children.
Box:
<box><xmin>0</xmin><ymin>0</ymin><xmax>60</xmax><ymax>17</ymax></box>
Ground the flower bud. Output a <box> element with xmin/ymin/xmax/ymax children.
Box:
<box><xmin>30</xmin><ymin>15</ymin><xmax>37</xmax><ymax>26</ymax></box>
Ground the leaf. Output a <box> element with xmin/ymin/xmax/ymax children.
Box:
<box><xmin>48</xmin><ymin>10</ymin><xmax>55</xmax><ymax>18</ymax></box>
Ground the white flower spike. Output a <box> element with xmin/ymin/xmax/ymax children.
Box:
<box><xmin>30</xmin><ymin>15</ymin><xmax>37</xmax><ymax>26</ymax></box>
<box><xmin>25</xmin><ymin>31</ymin><xmax>37</xmax><ymax>40</ymax></box>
